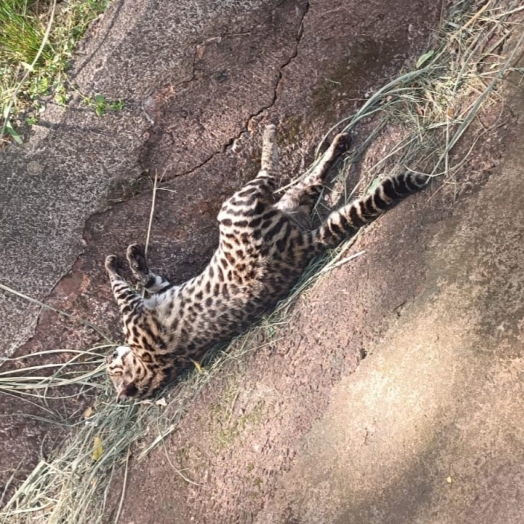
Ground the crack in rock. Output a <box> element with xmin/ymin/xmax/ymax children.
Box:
<box><xmin>140</xmin><ymin>0</ymin><xmax>311</xmax><ymax>189</ymax></box>
<box><xmin>42</xmin><ymin>1</ymin><xmax>311</xmax><ymax>321</ymax></box>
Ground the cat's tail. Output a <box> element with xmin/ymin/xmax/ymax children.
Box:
<box><xmin>310</xmin><ymin>173</ymin><xmax>429</xmax><ymax>250</ymax></box>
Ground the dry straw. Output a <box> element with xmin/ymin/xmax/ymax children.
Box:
<box><xmin>1</xmin><ymin>1</ymin><xmax>523</xmax><ymax>522</ymax></box>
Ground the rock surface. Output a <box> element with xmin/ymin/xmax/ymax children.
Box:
<box><xmin>0</xmin><ymin>0</ymin><xmax>439</xmax><ymax>493</ymax></box>
<box><xmin>7</xmin><ymin>2</ymin><xmax>524</xmax><ymax>524</ymax></box>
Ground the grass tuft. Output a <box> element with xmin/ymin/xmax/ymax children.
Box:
<box><xmin>0</xmin><ymin>1</ymin><xmax>523</xmax><ymax>522</ymax></box>
<box><xmin>0</xmin><ymin>1</ymin><xmax>54</xmax><ymax>66</ymax></box>
<box><xmin>0</xmin><ymin>0</ymin><xmax>111</xmax><ymax>145</ymax></box>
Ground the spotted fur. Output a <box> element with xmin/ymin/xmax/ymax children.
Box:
<box><xmin>105</xmin><ymin>125</ymin><xmax>427</xmax><ymax>399</ymax></box>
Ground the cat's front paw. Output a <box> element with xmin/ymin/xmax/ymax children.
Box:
<box><xmin>126</xmin><ymin>243</ymin><xmax>149</xmax><ymax>279</ymax></box>
<box><xmin>332</xmin><ymin>132</ymin><xmax>352</xmax><ymax>154</ymax></box>
<box><xmin>105</xmin><ymin>255</ymin><xmax>120</xmax><ymax>275</ymax></box>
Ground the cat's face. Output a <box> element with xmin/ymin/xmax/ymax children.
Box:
<box><xmin>106</xmin><ymin>345</ymin><xmax>140</xmax><ymax>400</ymax></box>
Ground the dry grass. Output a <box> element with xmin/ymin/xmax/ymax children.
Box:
<box><xmin>0</xmin><ymin>1</ymin><xmax>523</xmax><ymax>522</ymax></box>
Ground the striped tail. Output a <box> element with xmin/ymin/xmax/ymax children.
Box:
<box><xmin>311</xmin><ymin>173</ymin><xmax>428</xmax><ymax>249</ymax></box>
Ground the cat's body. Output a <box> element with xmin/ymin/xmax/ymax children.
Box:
<box><xmin>105</xmin><ymin>125</ymin><xmax>427</xmax><ymax>399</ymax></box>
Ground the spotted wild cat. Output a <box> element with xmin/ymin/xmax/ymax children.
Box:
<box><xmin>105</xmin><ymin>124</ymin><xmax>427</xmax><ymax>399</ymax></box>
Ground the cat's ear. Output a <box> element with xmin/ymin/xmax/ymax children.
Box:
<box><xmin>117</xmin><ymin>382</ymin><xmax>138</xmax><ymax>401</ymax></box>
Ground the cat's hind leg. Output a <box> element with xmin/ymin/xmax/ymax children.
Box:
<box><xmin>218</xmin><ymin>124</ymin><xmax>281</xmax><ymax>228</ymax></box>
<box><xmin>226</xmin><ymin>124</ymin><xmax>280</xmax><ymax>205</ymax></box>
<box><xmin>276</xmin><ymin>132</ymin><xmax>351</xmax><ymax>216</ymax></box>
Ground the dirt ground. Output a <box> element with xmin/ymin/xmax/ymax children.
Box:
<box><xmin>4</xmin><ymin>0</ymin><xmax>524</xmax><ymax>523</ymax></box>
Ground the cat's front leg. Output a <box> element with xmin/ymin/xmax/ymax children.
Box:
<box><xmin>105</xmin><ymin>255</ymin><xmax>144</xmax><ymax>315</ymax></box>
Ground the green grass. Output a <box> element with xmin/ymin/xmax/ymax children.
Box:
<box><xmin>0</xmin><ymin>1</ymin><xmax>54</xmax><ymax>66</ymax></box>
<box><xmin>0</xmin><ymin>0</ymin><xmax>111</xmax><ymax>145</ymax></box>
<box><xmin>0</xmin><ymin>1</ymin><xmax>523</xmax><ymax>523</ymax></box>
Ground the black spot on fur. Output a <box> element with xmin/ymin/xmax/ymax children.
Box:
<box><xmin>264</xmin><ymin>218</ymin><xmax>285</xmax><ymax>241</ymax></box>
<box><xmin>250</xmin><ymin>216</ymin><xmax>263</xmax><ymax>228</ymax></box>
<box><xmin>276</xmin><ymin>237</ymin><xmax>287</xmax><ymax>252</ymax></box>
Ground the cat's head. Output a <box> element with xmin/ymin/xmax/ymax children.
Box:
<box><xmin>107</xmin><ymin>345</ymin><xmax>171</xmax><ymax>400</ymax></box>
<box><xmin>106</xmin><ymin>345</ymin><xmax>142</xmax><ymax>400</ymax></box>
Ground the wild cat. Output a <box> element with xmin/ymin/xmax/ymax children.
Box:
<box><xmin>105</xmin><ymin>125</ymin><xmax>427</xmax><ymax>399</ymax></box>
